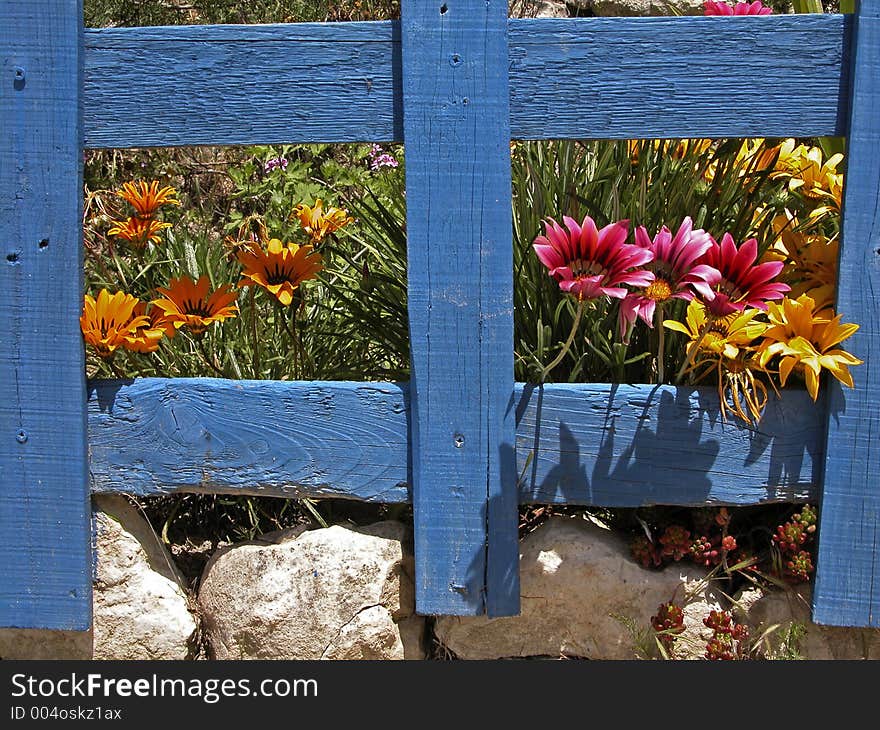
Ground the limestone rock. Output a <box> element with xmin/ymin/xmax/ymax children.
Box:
<box><xmin>0</xmin><ymin>495</ymin><xmax>198</xmax><ymax>660</ymax></box>
<box><xmin>568</xmin><ymin>0</ymin><xmax>706</xmax><ymax>15</ymax></box>
<box><xmin>91</xmin><ymin>495</ymin><xmax>199</xmax><ymax>659</ymax></box>
<box><xmin>198</xmin><ymin>521</ymin><xmax>425</xmax><ymax>660</ymax></box>
<box><xmin>732</xmin><ymin>584</ymin><xmax>880</xmax><ymax>660</ymax></box>
<box><xmin>511</xmin><ymin>0</ymin><xmax>571</xmax><ymax>17</ymax></box>
<box><xmin>434</xmin><ymin>515</ymin><xmax>723</xmax><ymax>660</ymax></box>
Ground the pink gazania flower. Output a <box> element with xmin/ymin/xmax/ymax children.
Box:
<box><xmin>697</xmin><ymin>233</ymin><xmax>790</xmax><ymax>317</ymax></box>
<box><xmin>618</xmin><ymin>216</ymin><xmax>718</xmax><ymax>337</ymax></box>
<box><xmin>704</xmin><ymin>1</ymin><xmax>772</xmax><ymax>15</ymax></box>
<box><xmin>533</xmin><ymin>216</ymin><xmax>654</xmax><ymax>301</ymax></box>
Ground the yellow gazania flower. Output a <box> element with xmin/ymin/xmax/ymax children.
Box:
<box><xmin>664</xmin><ymin>300</ymin><xmax>768</xmax><ymax>362</ymax></box>
<box><xmin>117</xmin><ymin>181</ymin><xmax>180</xmax><ymax>218</ymax></box>
<box><xmin>757</xmin><ymin>294</ymin><xmax>862</xmax><ymax>400</ymax></box>
<box><xmin>772</xmin><ymin>139</ymin><xmax>843</xmax><ymax>199</ymax></box>
<box><xmin>123</xmin><ymin>301</ymin><xmax>175</xmax><ymax>353</ymax></box>
<box><xmin>151</xmin><ymin>275</ymin><xmax>239</xmax><ymax>337</ymax></box>
<box><xmin>236</xmin><ymin>238</ymin><xmax>323</xmax><ymax>306</ymax></box>
<box><xmin>665</xmin><ymin>300</ymin><xmax>771</xmax><ymax>424</ymax></box>
<box><xmin>80</xmin><ymin>289</ymin><xmax>148</xmax><ymax>359</ymax></box>
<box><xmin>291</xmin><ymin>199</ymin><xmax>354</xmax><ymax>243</ymax></box>
<box><xmin>108</xmin><ymin>216</ymin><xmax>172</xmax><ymax>248</ymax></box>
<box><xmin>759</xmin><ymin>212</ymin><xmax>838</xmax><ymax>311</ymax></box>
<box><xmin>703</xmin><ymin>138</ymin><xmax>777</xmax><ymax>184</ymax></box>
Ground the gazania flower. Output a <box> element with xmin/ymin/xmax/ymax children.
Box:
<box><xmin>761</xmin><ymin>216</ymin><xmax>838</xmax><ymax>311</ymax></box>
<box><xmin>619</xmin><ymin>216</ymin><xmax>717</xmax><ymax>336</ymax></box>
<box><xmin>108</xmin><ymin>216</ymin><xmax>172</xmax><ymax>248</ymax></box>
<box><xmin>757</xmin><ymin>294</ymin><xmax>862</xmax><ymax>400</ymax></box>
<box><xmin>237</xmin><ymin>238</ymin><xmax>323</xmax><ymax>306</ymax></box>
<box><xmin>80</xmin><ymin>289</ymin><xmax>148</xmax><ymax>358</ymax></box>
<box><xmin>697</xmin><ymin>233</ymin><xmax>789</xmax><ymax>317</ymax></box>
<box><xmin>703</xmin><ymin>138</ymin><xmax>779</xmax><ymax>184</ymax></box>
<box><xmin>665</xmin><ymin>300</ymin><xmax>768</xmax><ymax>362</ymax></box>
<box><xmin>704</xmin><ymin>1</ymin><xmax>772</xmax><ymax>15</ymax></box>
<box><xmin>533</xmin><ymin>216</ymin><xmax>653</xmax><ymax>301</ymax></box>
<box><xmin>152</xmin><ymin>275</ymin><xmax>239</xmax><ymax>337</ymax></box>
<box><xmin>772</xmin><ymin>140</ymin><xmax>843</xmax><ymax>200</ymax></box>
<box><xmin>123</xmin><ymin>301</ymin><xmax>175</xmax><ymax>353</ymax></box>
<box><xmin>116</xmin><ymin>181</ymin><xmax>180</xmax><ymax>218</ymax></box>
<box><xmin>291</xmin><ymin>199</ymin><xmax>354</xmax><ymax>243</ymax></box>
<box><xmin>665</xmin><ymin>300</ymin><xmax>771</xmax><ymax>424</ymax></box>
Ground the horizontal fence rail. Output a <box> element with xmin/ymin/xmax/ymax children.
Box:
<box><xmin>87</xmin><ymin>379</ymin><xmax>824</xmax><ymax>507</ymax></box>
<box><xmin>83</xmin><ymin>14</ymin><xmax>852</xmax><ymax>148</ymax></box>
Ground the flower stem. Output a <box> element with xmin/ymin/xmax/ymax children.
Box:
<box><xmin>197</xmin><ymin>337</ymin><xmax>226</xmax><ymax>378</ymax></box>
<box><xmin>541</xmin><ymin>299</ymin><xmax>585</xmax><ymax>382</ymax></box>
<box><xmin>249</xmin><ymin>287</ymin><xmax>260</xmax><ymax>377</ymax></box>
<box><xmin>278</xmin><ymin>305</ymin><xmax>300</xmax><ymax>379</ymax></box>
<box><xmin>656</xmin><ymin>304</ymin><xmax>666</xmax><ymax>384</ymax></box>
<box><xmin>674</xmin><ymin>315</ymin><xmax>715</xmax><ymax>384</ymax></box>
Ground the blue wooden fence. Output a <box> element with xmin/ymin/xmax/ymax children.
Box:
<box><xmin>2</xmin><ymin>0</ymin><xmax>878</xmax><ymax>630</ymax></box>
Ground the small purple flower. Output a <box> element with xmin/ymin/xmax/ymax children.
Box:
<box><xmin>264</xmin><ymin>157</ymin><xmax>288</xmax><ymax>174</ymax></box>
<box><xmin>368</xmin><ymin>144</ymin><xmax>399</xmax><ymax>171</ymax></box>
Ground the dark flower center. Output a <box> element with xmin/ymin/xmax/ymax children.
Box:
<box><xmin>265</xmin><ymin>263</ymin><xmax>295</xmax><ymax>286</ymax></box>
<box><xmin>182</xmin><ymin>299</ymin><xmax>213</xmax><ymax>318</ymax></box>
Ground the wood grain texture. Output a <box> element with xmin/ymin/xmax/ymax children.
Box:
<box><xmin>82</xmin><ymin>15</ymin><xmax>850</xmax><ymax>148</ymax></box>
<box><xmin>0</xmin><ymin>0</ymin><xmax>91</xmax><ymax>630</ymax></box>
<box><xmin>515</xmin><ymin>384</ymin><xmax>823</xmax><ymax>506</ymax></box>
<box><xmin>508</xmin><ymin>14</ymin><xmax>851</xmax><ymax>140</ymax></box>
<box><xmin>401</xmin><ymin>0</ymin><xmax>519</xmax><ymax>617</ymax></box>
<box><xmin>813</xmin><ymin>1</ymin><xmax>880</xmax><ymax>629</ymax></box>
<box><xmin>88</xmin><ymin>379</ymin><xmax>823</xmax><ymax>508</ymax></box>
<box><xmin>83</xmin><ymin>21</ymin><xmax>402</xmax><ymax>148</ymax></box>
<box><xmin>87</xmin><ymin>379</ymin><xmax>411</xmax><ymax>502</ymax></box>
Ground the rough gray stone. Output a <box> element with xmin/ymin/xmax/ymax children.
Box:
<box><xmin>434</xmin><ymin>515</ymin><xmax>724</xmax><ymax>660</ymax></box>
<box><xmin>0</xmin><ymin>495</ymin><xmax>198</xmax><ymax>660</ymax></box>
<box><xmin>732</xmin><ymin>584</ymin><xmax>880</xmax><ymax>660</ymax></box>
<box><xmin>198</xmin><ymin>521</ymin><xmax>425</xmax><ymax>660</ymax></box>
<box><xmin>511</xmin><ymin>0</ymin><xmax>571</xmax><ymax>17</ymax></box>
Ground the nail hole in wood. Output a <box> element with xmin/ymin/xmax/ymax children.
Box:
<box><xmin>7</xmin><ymin>253</ymin><xmax>19</xmax><ymax>263</ymax></box>
<box><xmin>440</xmin><ymin>4</ymin><xmax>448</xmax><ymax>13</ymax></box>
<box><xmin>39</xmin><ymin>239</ymin><xmax>49</xmax><ymax>249</ymax></box>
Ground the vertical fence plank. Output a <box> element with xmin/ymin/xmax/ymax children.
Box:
<box><xmin>401</xmin><ymin>0</ymin><xmax>520</xmax><ymax>615</ymax></box>
<box><xmin>0</xmin><ymin>0</ymin><xmax>90</xmax><ymax>629</ymax></box>
<box><xmin>814</xmin><ymin>0</ymin><xmax>880</xmax><ymax>628</ymax></box>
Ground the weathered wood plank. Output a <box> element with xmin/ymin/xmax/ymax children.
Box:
<box><xmin>509</xmin><ymin>14</ymin><xmax>851</xmax><ymax>140</ymax></box>
<box><xmin>401</xmin><ymin>0</ymin><xmax>519</xmax><ymax>617</ymax></box>
<box><xmin>87</xmin><ymin>379</ymin><xmax>411</xmax><ymax>502</ymax></box>
<box><xmin>82</xmin><ymin>14</ymin><xmax>850</xmax><ymax>148</ymax></box>
<box><xmin>87</xmin><ymin>379</ymin><xmax>823</xmax><ymax>507</ymax></box>
<box><xmin>0</xmin><ymin>0</ymin><xmax>91</xmax><ymax>630</ymax></box>
<box><xmin>515</xmin><ymin>384</ymin><xmax>823</xmax><ymax>506</ymax></box>
<box><xmin>83</xmin><ymin>21</ymin><xmax>403</xmax><ymax>147</ymax></box>
<box><xmin>814</xmin><ymin>0</ymin><xmax>880</xmax><ymax>629</ymax></box>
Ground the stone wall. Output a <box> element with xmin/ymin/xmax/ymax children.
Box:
<box><xmin>2</xmin><ymin>502</ymin><xmax>877</xmax><ymax>661</ymax></box>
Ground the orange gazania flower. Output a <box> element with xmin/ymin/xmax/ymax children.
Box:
<box><xmin>151</xmin><ymin>275</ymin><xmax>239</xmax><ymax>337</ymax></box>
<box><xmin>80</xmin><ymin>289</ymin><xmax>148</xmax><ymax>358</ymax></box>
<box><xmin>291</xmin><ymin>199</ymin><xmax>354</xmax><ymax>243</ymax></box>
<box><xmin>108</xmin><ymin>217</ymin><xmax>172</xmax><ymax>248</ymax></box>
<box><xmin>123</xmin><ymin>301</ymin><xmax>175</xmax><ymax>353</ymax></box>
<box><xmin>117</xmin><ymin>181</ymin><xmax>180</xmax><ymax>218</ymax></box>
<box><xmin>237</xmin><ymin>238</ymin><xmax>323</xmax><ymax>306</ymax></box>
